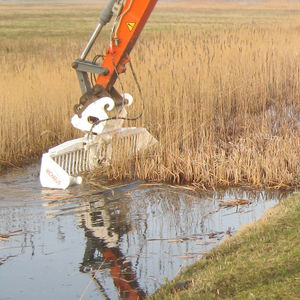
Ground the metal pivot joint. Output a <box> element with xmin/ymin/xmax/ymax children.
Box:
<box><xmin>72</xmin><ymin>59</ymin><xmax>109</xmax><ymax>95</ymax></box>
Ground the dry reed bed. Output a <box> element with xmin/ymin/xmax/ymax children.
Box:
<box><xmin>0</xmin><ymin>11</ymin><xmax>299</xmax><ymax>188</ymax></box>
<box><xmin>107</xmin><ymin>26</ymin><xmax>300</xmax><ymax>188</ymax></box>
<box><xmin>0</xmin><ymin>38</ymin><xmax>82</xmax><ymax>167</ymax></box>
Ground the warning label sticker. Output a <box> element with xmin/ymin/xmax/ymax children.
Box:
<box><xmin>126</xmin><ymin>22</ymin><xmax>136</xmax><ymax>32</ymax></box>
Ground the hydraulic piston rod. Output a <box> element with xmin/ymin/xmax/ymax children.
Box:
<box><xmin>80</xmin><ymin>0</ymin><xmax>116</xmax><ymax>60</ymax></box>
<box><xmin>80</xmin><ymin>23</ymin><xmax>105</xmax><ymax>60</ymax></box>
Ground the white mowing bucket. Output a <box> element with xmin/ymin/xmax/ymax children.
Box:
<box><xmin>40</xmin><ymin>127</ymin><xmax>157</xmax><ymax>189</ymax></box>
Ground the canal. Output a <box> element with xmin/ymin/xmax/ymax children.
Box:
<box><xmin>0</xmin><ymin>164</ymin><xmax>288</xmax><ymax>299</ymax></box>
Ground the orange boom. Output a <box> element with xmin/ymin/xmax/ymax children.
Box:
<box><xmin>97</xmin><ymin>0</ymin><xmax>158</xmax><ymax>91</ymax></box>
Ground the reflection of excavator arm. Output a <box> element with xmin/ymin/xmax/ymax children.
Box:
<box><xmin>102</xmin><ymin>248</ymin><xmax>146</xmax><ymax>299</ymax></box>
<box><xmin>81</xmin><ymin>237</ymin><xmax>145</xmax><ymax>299</ymax></box>
<box><xmin>80</xmin><ymin>201</ymin><xmax>145</xmax><ymax>300</ymax></box>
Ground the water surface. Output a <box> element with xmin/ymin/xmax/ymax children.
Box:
<box><xmin>0</xmin><ymin>164</ymin><xmax>288</xmax><ymax>299</ymax></box>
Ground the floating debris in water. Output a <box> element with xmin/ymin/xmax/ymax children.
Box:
<box><xmin>217</xmin><ymin>199</ymin><xmax>251</xmax><ymax>207</ymax></box>
<box><xmin>0</xmin><ymin>229</ymin><xmax>23</xmax><ymax>241</ymax></box>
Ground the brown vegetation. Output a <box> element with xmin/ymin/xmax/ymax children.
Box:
<box><xmin>0</xmin><ymin>38</ymin><xmax>81</xmax><ymax>168</ymax></box>
<box><xmin>0</xmin><ymin>2</ymin><xmax>299</xmax><ymax>188</ymax></box>
<box><xmin>105</xmin><ymin>26</ymin><xmax>300</xmax><ymax>189</ymax></box>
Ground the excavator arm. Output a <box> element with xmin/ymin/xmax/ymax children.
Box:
<box><xmin>97</xmin><ymin>0</ymin><xmax>158</xmax><ymax>90</ymax></box>
<box><xmin>40</xmin><ymin>0</ymin><xmax>158</xmax><ymax>189</ymax></box>
<box><xmin>72</xmin><ymin>0</ymin><xmax>158</xmax><ymax>116</ymax></box>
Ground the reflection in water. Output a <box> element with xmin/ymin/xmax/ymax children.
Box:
<box><xmin>79</xmin><ymin>196</ymin><xmax>145</xmax><ymax>300</ymax></box>
<box><xmin>44</xmin><ymin>184</ymin><xmax>288</xmax><ymax>298</ymax></box>
<box><xmin>0</xmin><ymin>165</ymin><xmax>290</xmax><ymax>299</ymax></box>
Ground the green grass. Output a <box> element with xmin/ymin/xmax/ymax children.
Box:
<box><xmin>149</xmin><ymin>192</ymin><xmax>300</xmax><ymax>299</ymax></box>
<box><xmin>0</xmin><ymin>8</ymin><xmax>100</xmax><ymax>39</ymax></box>
<box><xmin>2</xmin><ymin>1</ymin><xmax>300</xmax><ymax>39</ymax></box>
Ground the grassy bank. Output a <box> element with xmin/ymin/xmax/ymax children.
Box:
<box><xmin>149</xmin><ymin>192</ymin><xmax>300</xmax><ymax>299</ymax></box>
<box><xmin>0</xmin><ymin>1</ymin><xmax>299</xmax><ymax>188</ymax></box>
